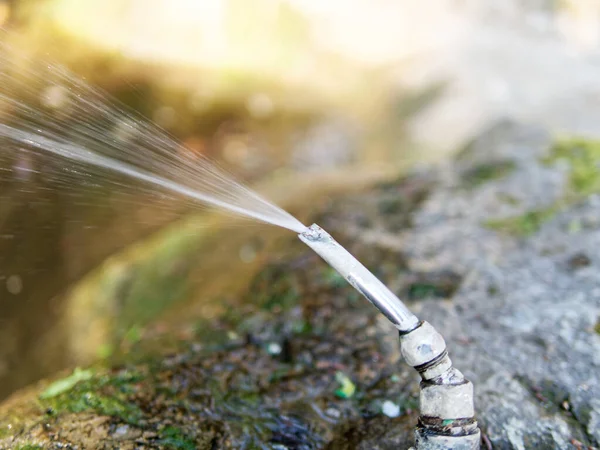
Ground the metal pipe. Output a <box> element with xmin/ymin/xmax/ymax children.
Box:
<box><xmin>299</xmin><ymin>224</ymin><xmax>480</xmax><ymax>450</ymax></box>
<box><xmin>298</xmin><ymin>224</ymin><xmax>420</xmax><ymax>333</ymax></box>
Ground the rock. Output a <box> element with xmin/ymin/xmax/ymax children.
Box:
<box><xmin>323</xmin><ymin>120</ymin><xmax>600</xmax><ymax>448</ymax></box>
<box><xmin>1</xmin><ymin>120</ymin><xmax>599</xmax><ymax>449</ymax></box>
<box><xmin>401</xmin><ymin>121</ymin><xmax>600</xmax><ymax>449</ymax></box>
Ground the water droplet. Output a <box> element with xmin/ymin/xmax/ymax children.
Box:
<box><xmin>6</xmin><ymin>275</ymin><xmax>22</xmax><ymax>295</ymax></box>
<box><xmin>246</xmin><ymin>93</ymin><xmax>274</xmax><ymax>119</ymax></box>
<box><xmin>41</xmin><ymin>85</ymin><xmax>69</xmax><ymax>109</ymax></box>
<box><xmin>267</xmin><ymin>342</ymin><xmax>282</xmax><ymax>355</ymax></box>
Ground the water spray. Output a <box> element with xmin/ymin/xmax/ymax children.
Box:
<box><xmin>299</xmin><ymin>224</ymin><xmax>480</xmax><ymax>450</ymax></box>
<box><xmin>1</xmin><ymin>44</ymin><xmax>479</xmax><ymax>448</ymax></box>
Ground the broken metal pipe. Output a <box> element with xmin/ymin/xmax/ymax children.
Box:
<box><xmin>299</xmin><ymin>224</ymin><xmax>481</xmax><ymax>450</ymax></box>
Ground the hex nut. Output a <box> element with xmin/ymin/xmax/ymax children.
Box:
<box><xmin>400</xmin><ymin>321</ymin><xmax>447</xmax><ymax>367</ymax></box>
<box><xmin>420</xmin><ymin>379</ymin><xmax>475</xmax><ymax>419</ymax></box>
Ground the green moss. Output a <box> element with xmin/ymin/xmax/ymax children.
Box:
<box><xmin>48</xmin><ymin>390</ymin><xmax>140</xmax><ymax>422</ymax></box>
<box><xmin>463</xmin><ymin>161</ymin><xmax>516</xmax><ymax>188</ymax></box>
<box><xmin>595</xmin><ymin>319</ymin><xmax>600</xmax><ymax>335</ymax></box>
<box><xmin>40</xmin><ymin>368</ymin><xmax>94</xmax><ymax>399</ymax></box>
<box><xmin>260</xmin><ymin>289</ymin><xmax>299</xmax><ymax>312</ymax></box>
<box><xmin>39</xmin><ymin>369</ymin><xmax>144</xmax><ymax>424</ymax></box>
<box><xmin>158</xmin><ymin>426</ymin><xmax>196</xmax><ymax>450</ymax></box>
<box><xmin>546</xmin><ymin>138</ymin><xmax>600</xmax><ymax>196</ymax></box>
<box><xmin>15</xmin><ymin>445</ymin><xmax>44</xmax><ymax>450</ymax></box>
<box><xmin>485</xmin><ymin>205</ymin><xmax>560</xmax><ymax>237</ymax></box>
<box><xmin>407</xmin><ymin>283</ymin><xmax>439</xmax><ymax>300</ymax></box>
<box><xmin>405</xmin><ymin>271</ymin><xmax>462</xmax><ymax>300</ymax></box>
<box><xmin>291</xmin><ymin>318</ymin><xmax>311</xmax><ymax>335</ymax></box>
<box><xmin>484</xmin><ymin>137</ymin><xmax>600</xmax><ymax>237</ymax></box>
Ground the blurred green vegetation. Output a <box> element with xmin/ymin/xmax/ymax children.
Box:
<box><xmin>39</xmin><ymin>367</ymin><xmax>144</xmax><ymax>424</ymax></box>
<box><xmin>485</xmin><ymin>205</ymin><xmax>560</xmax><ymax>237</ymax></box>
<box><xmin>546</xmin><ymin>138</ymin><xmax>600</xmax><ymax>196</ymax></box>
<box><xmin>484</xmin><ymin>137</ymin><xmax>600</xmax><ymax>237</ymax></box>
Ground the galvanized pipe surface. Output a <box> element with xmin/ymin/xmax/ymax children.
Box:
<box><xmin>299</xmin><ymin>224</ymin><xmax>420</xmax><ymax>333</ymax></box>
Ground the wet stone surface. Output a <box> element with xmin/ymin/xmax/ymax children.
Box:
<box><xmin>0</xmin><ymin>253</ymin><xmax>419</xmax><ymax>450</ymax></box>
<box><xmin>2</xmin><ymin>120</ymin><xmax>600</xmax><ymax>449</ymax></box>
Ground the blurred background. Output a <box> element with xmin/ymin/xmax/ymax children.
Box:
<box><xmin>2</xmin><ymin>0</ymin><xmax>600</xmax><ymax>401</ymax></box>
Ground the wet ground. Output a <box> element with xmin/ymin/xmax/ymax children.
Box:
<box><xmin>0</xmin><ymin>175</ymin><xmax>428</xmax><ymax>449</ymax></box>
<box><xmin>2</xmin><ymin>121</ymin><xmax>600</xmax><ymax>449</ymax></box>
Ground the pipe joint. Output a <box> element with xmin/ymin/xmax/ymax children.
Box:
<box><xmin>400</xmin><ymin>322</ymin><xmax>480</xmax><ymax>449</ymax></box>
<box><xmin>399</xmin><ymin>321</ymin><xmax>447</xmax><ymax>372</ymax></box>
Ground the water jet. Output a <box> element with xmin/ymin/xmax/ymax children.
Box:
<box><xmin>0</xmin><ymin>46</ymin><xmax>480</xmax><ymax>448</ymax></box>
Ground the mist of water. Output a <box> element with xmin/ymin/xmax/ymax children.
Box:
<box><xmin>0</xmin><ymin>47</ymin><xmax>307</xmax><ymax>234</ymax></box>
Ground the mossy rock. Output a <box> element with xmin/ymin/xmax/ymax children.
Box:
<box><xmin>0</xmin><ymin>241</ymin><xmax>420</xmax><ymax>450</ymax></box>
<box><xmin>545</xmin><ymin>137</ymin><xmax>600</xmax><ymax>196</ymax></box>
<box><xmin>5</xmin><ymin>122</ymin><xmax>600</xmax><ymax>449</ymax></box>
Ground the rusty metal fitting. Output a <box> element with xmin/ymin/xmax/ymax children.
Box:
<box><xmin>420</xmin><ymin>370</ymin><xmax>475</xmax><ymax>419</ymax></box>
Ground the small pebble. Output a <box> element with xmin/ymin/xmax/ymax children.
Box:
<box><xmin>382</xmin><ymin>400</ymin><xmax>401</xmax><ymax>418</ymax></box>
<box><xmin>112</xmin><ymin>425</ymin><xmax>142</xmax><ymax>440</ymax></box>
<box><xmin>271</xmin><ymin>445</ymin><xmax>289</xmax><ymax>450</ymax></box>
<box><xmin>113</xmin><ymin>425</ymin><xmax>129</xmax><ymax>437</ymax></box>
<box><xmin>326</xmin><ymin>407</ymin><xmax>341</xmax><ymax>419</ymax></box>
<box><xmin>267</xmin><ymin>342</ymin><xmax>282</xmax><ymax>355</ymax></box>
<box><xmin>227</xmin><ymin>331</ymin><xmax>239</xmax><ymax>340</ymax></box>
